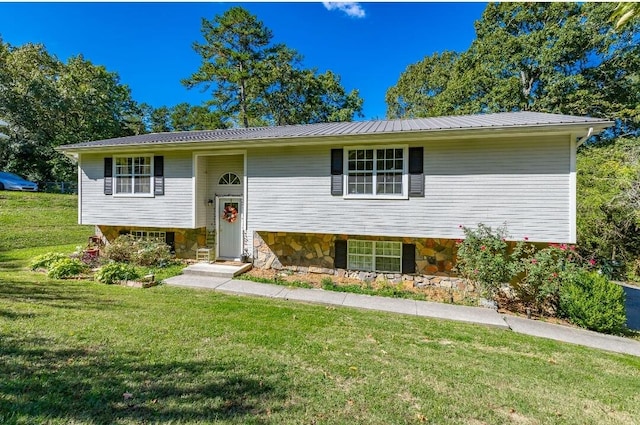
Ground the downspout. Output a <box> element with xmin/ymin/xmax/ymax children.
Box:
<box><xmin>577</xmin><ymin>127</ymin><xmax>594</xmax><ymax>147</ymax></box>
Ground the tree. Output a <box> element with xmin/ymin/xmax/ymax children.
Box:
<box><xmin>184</xmin><ymin>6</ymin><xmax>363</xmax><ymax>127</ymax></box>
<box><xmin>385</xmin><ymin>51</ymin><xmax>458</xmax><ymax>119</ymax></box>
<box><xmin>577</xmin><ymin>137</ymin><xmax>640</xmax><ymax>280</ymax></box>
<box><xmin>612</xmin><ymin>2</ymin><xmax>640</xmax><ymax>29</ymax></box>
<box><xmin>0</xmin><ymin>39</ymin><xmax>140</xmax><ymax>182</ymax></box>
<box><xmin>386</xmin><ymin>3</ymin><xmax>640</xmax><ymax>133</ymax></box>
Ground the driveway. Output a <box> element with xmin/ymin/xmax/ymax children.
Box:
<box><xmin>622</xmin><ymin>284</ymin><xmax>640</xmax><ymax>330</ymax></box>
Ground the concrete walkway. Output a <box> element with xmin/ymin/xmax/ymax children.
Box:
<box><xmin>164</xmin><ymin>274</ymin><xmax>640</xmax><ymax>357</ymax></box>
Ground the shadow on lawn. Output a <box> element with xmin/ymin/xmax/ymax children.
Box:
<box><xmin>0</xmin><ymin>334</ymin><xmax>290</xmax><ymax>424</ymax></box>
<box><xmin>0</xmin><ymin>280</ymin><xmax>125</xmax><ymax>312</ymax></box>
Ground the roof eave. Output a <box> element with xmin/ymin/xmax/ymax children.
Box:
<box><xmin>57</xmin><ymin>120</ymin><xmax>614</xmax><ymax>154</ymax></box>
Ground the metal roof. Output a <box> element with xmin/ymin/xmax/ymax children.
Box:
<box><xmin>59</xmin><ymin>111</ymin><xmax>613</xmax><ymax>150</ymax></box>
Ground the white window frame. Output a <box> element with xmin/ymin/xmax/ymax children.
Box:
<box><xmin>132</xmin><ymin>230</ymin><xmax>166</xmax><ymax>241</ymax></box>
<box><xmin>218</xmin><ymin>172</ymin><xmax>241</xmax><ymax>185</ymax></box>
<box><xmin>113</xmin><ymin>155</ymin><xmax>154</xmax><ymax>197</ymax></box>
<box><xmin>343</xmin><ymin>145</ymin><xmax>408</xmax><ymax>199</ymax></box>
<box><xmin>347</xmin><ymin>240</ymin><xmax>403</xmax><ymax>273</ymax></box>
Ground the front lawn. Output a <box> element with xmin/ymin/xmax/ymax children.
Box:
<box><xmin>0</xmin><ymin>191</ymin><xmax>93</xmax><ymax>251</ymax></box>
<box><xmin>1</xmin><ymin>250</ymin><xmax>640</xmax><ymax>424</ymax></box>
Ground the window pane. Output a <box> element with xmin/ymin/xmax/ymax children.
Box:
<box><xmin>116</xmin><ymin>157</ymin><xmax>132</xmax><ymax>175</ymax></box>
<box><xmin>116</xmin><ymin>176</ymin><xmax>132</xmax><ymax>193</ymax></box>
<box><xmin>375</xmin><ymin>256</ymin><xmax>401</xmax><ymax>273</ymax></box>
<box><xmin>134</xmin><ymin>176</ymin><xmax>151</xmax><ymax>193</ymax></box>
<box><xmin>348</xmin><ymin>173</ymin><xmax>373</xmax><ymax>194</ymax></box>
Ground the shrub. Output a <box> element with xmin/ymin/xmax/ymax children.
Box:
<box><xmin>104</xmin><ymin>235</ymin><xmax>172</xmax><ymax>266</ymax></box>
<box><xmin>30</xmin><ymin>252</ymin><xmax>68</xmax><ymax>271</ymax></box>
<box><xmin>95</xmin><ymin>262</ymin><xmax>140</xmax><ymax>285</ymax></box>
<box><xmin>455</xmin><ymin>223</ymin><xmax>517</xmax><ymax>297</ymax></box>
<box><xmin>47</xmin><ymin>258</ymin><xmax>88</xmax><ymax>279</ymax></box>
<box><xmin>559</xmin><ymin>270</ymin><xmax>627</xmax><ymax>335</ymax></box>
<box><xmin>512</xmin><ymin>244</ymin><xmax>578</xmax><ymax>316</ymax></box>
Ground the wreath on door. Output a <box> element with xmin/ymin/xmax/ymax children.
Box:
<box><xmin>222</xmin><ymin>204</ymin><xmax>238</xmax><ymax>223</ymax></box>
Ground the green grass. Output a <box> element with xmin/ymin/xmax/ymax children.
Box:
<box><xmin>0</xmin><ymin>191</ymin><xmax>94</xmax><ymax>251</ymax></box>
<box><xmin>2</xmin><ymin>256</ymin><xmax>640</xmax><ymax>424</ymax></box>
<box><xmin>1</xmin><ymin>192</ymin><xmax>640</xmax><ymax>424</ymax></box>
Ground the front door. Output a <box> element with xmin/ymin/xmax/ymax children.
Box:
<box><xmin>218</xmin><ymin>197</ymin><xmax>242</xmax><ymax>259</ymax></box>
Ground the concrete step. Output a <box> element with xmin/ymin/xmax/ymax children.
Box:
<box><xmin>182</xmin><ymin>262</ymin><xmax>252</xmax><ymax>278</ymax></box>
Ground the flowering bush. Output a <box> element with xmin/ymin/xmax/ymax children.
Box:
<box><xmin>455</xmin><ymin>223</ymin><xmax>519</xmax><ymax>297</ymax></box>
<box><xmin>512</xmin><ymin>243</ymin><xmax>578</xmax><ymax>316</ymax></box>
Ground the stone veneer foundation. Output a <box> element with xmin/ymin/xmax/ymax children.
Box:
<box><xmin>95</xmin><ymin>225</ymin><xmax>208</xmax><ymax>259</ymax></box>
<box><xmin>253</xmin><ymin>231</ymin><xmax>469</xmax><ymax>290</ymax></box>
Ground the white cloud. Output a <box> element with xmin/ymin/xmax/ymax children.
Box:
<box><xmin>323</xmin><ymin>2</ymin><xmax>366</xmax><ymax>19</ymax></box>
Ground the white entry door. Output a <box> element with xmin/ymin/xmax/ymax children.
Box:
<box><xmin>217</xmin><ymin>197</ymin><xmax>242</xmax><ymax>259</ymax></box>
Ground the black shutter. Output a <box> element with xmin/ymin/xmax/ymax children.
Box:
<box><xmin>104</xmin><ymin>157</ymin><xmax>113</xmax><ymax>195</ymax></box>
<box><xmin>402</xmin><ymin>243</ymin><xmax>416</xmax><ymax>274</ymax></box>
<box><xmin>165</xmin><ymin>231</ymin><xmax>175</xmax><ymax>253</ymax></box>
<box><xmin>331</xmin><ymin>149</ymin><xmax>343</xmax><ymax>196</ymax></box>
<box><xmin>334</xmin><ymin>240</ymin><xmax>347</xmax><ymax>269</ymax></box>
<box><xmin>154</xmin><ymin>156</ymin><xmax>164</xmax><ymax>196</ymax></box>
<box><xmin>408</xmin><ymin>147</ymin><xmax>424</xmax><ymax>197</ymax></box>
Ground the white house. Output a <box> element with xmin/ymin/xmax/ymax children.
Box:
<box><xmin>59</xmin><ymin>111</ymin><xmax>612</xmax><ymax>277</ymax></box>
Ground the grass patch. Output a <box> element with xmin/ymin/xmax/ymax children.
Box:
<box><xmin>1</xmin><ymin>189</ymin><xmax>639</xmax><ymax>423</ymax></box>
<box><xmin>239</xmin><ymin>273</ymin><xmax>314</xmax><ymax>289</ymax></box>
<box><xmin>1</xmin><ymin>252</ymin><xmax>640</xmax><ymax>424</ymax></box>
<box><xmin>0</xmin><ymin>191</ymin><xmax>93</xmax><ymax>251</ymax></box>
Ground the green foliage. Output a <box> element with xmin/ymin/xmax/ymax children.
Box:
<box><xmin>559</xmin><ymin>271</ymin><xmax>627</xmax><ymax>334</ymax></box>
<box><xmin>104</xmin><ymin>234</ymin><xmax>173</xmax><ymax>267</ymax></box>
<box><xmin>95</xmin><ymin>262</ymin><xmax>140</xmax><ymax>285</ymax></box>
<box><xmin>386</xmin><ymin>3</ymin><xmax>640</xmax><ymax>133</ymax></box>
<box><xmin>454</xmin><ymin>224</ymin><xmax>517</xmax><ymax>297</ymax></box>
<box><xmin>512</xmin><ymin>244</ymin><xmax>578</xmax><ymax>315</ymax></box>
<box><xmin>183</xmin><ymin>6</ymin><xmax>363</xmax><ymax>128</ymax></box>
<box><xmin>577</xmin><ymin>137</ymin><xmax>640</xmax><ymax>280</ymax></box>
<box><xmin>612</xmin><ymin>2</ymin><xmax>640</xmax><ymax>29</ymax></box>
<box><xmin>29</xmin><ymin>252</ymin><xmax>68</xmax><ymax>271</ymax></box>
<box><xmin>0</xmin><ymin>40</ymin><xmax>141</xmax><ymax>182</ymax></box>
<box><xmin>46</xmin><ymin>258</ymin><xmax>88</xmax><ymax>279</ymax></box>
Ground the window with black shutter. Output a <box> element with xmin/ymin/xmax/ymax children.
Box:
<box><xmin>334</xmin><ymin>240</ymin><xmax>347</xmax><ymax>269</ymax></box>
<box><xmin>104</xmin><ymin>157</ymin><xmax>113</xmax><ymax>195</ymax></box>
<box><xmin>408</xmin><ymin>147</ymin><xmax>424</xmax><ymax>197</ymax></box>
<box><xmin>331</xmin><ymin>149</ymin><xmax>343</xmax><ymax>196</ymax></box>
<box><xmin>154</xmin><ymin>156</ymin><xmax>164</xmax><ymax>195</ymax></box>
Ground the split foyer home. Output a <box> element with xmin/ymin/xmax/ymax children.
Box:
<box><xmin>59</xmin><ymin>111</ymin><xmax>612</xmax><ymax>278</ymax></box>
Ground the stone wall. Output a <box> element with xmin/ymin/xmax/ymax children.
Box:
<box><xmin>254</xmin><ymin>231</ymin><xmax>456</xmax><ymax>274</ymax></box>
<box><xmin>253</xmin><ymin>231</ymin><xmax>469</xmax><ymax>290</ymax></box>
<box><xmin>95</xmin><ymin>225</ymin><xmax>207</xmax><ymax>259</ymax></box>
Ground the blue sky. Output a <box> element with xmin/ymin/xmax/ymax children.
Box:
<box><xmin>0</xmin><ymin>2</ymin><xmax>487</xmax><ymax>121</ymax></box>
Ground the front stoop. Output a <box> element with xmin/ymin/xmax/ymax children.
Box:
<box><xmin>181</xmin><ymin>262</ymin><xmax>252</xmax><ymax>278</ymax></box>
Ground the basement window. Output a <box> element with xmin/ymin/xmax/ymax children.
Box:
<box><xmin>347</xmin><ymin>240</ymin><xmax>402</xmax><ymax>273</ymax></box>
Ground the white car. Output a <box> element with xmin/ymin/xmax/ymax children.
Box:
<box><xmin>0</xmin><ymin>172</ymin><xmax>38</xmax><ymax>191</ymax></box>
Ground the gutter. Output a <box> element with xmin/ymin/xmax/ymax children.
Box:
<box><xmin>56</xmin><ymin>121</ymin><xmax>613</xmax><ymax>155</ymax></box>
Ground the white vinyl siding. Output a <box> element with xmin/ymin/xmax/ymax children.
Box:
<box><xmin>80</xmin><ymin>151</ymin><xmax>193</xmax><ymax>228</ymax></box>
<box><xmin>246</xmin><ymin>135</ymin><xmax>573</xmax><ymax>244</ymax></box>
